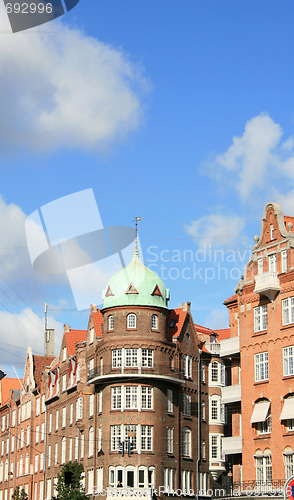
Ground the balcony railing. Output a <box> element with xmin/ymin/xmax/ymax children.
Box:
<box><xmin>221</xmin><ymin>384</ymin><xmax>241</xmax><ymax>404</ymax></box>
<box><xmin>205</xmin><ymin>343</ymin><xmax>221</xmax><ymax>355</ymax></box>
<box><xmin>211</xmin><ymin>480</ymin><xmax>285</xmax><ymax>498</ymax></box>
<box><xmin>254</xmin><ymin>271</ymin><xmax>281</xmax><ymax>301</ymax></box>
<box><xmin>222</xmin><ymin>435</ymin><xmax>242</xmax><ymax>455</ymax></box>
<box><xmin>88</xmin><ymin>365</ymin><xmax>185</xmax><ymax>384</ymax></box>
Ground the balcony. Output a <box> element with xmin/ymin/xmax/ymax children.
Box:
<box><xmin>219</xmin><ymin>336</ymin><xmax>239</xmax><ymax>357</ymax></box>
<box><xmin>254</xmin><ymin>271</ymin><xmax>280</xmax><ymax>301</ymax></box>
<box><xmin>88</xmin><ymin>365</ymin><xmax>184</xmax><ymax>385</ymax></box>
<box><xmin>205</xmin><ymin>343</ymin><xmax>221</xmax><ymax>355</ymax></box>
<box><xmin>221</xmin><ymin>384</ymin><xmax>241</xmax><ymax>404</ymax></box>
<box><xmin>222</xmin><ymin>436</ymin><xmax>242</xmax><ymax>455</ymax></box>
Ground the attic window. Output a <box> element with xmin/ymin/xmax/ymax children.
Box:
<box><xmin>169</xmin><ymin>319</ymin><xmax>176</xmax><ymax>328</ymax></box>
<box><xmin>152</xmin><ymin>285</ymin><xmax>162</xmax><ymax>296</ymax></box>
<box><xmin>105</xmin><ymin>286</ymin><xmax>114</xmax><ymax>297</ymax></box>
<box><xmin>62</xmin><ymin>347</ymin><xmax>66</xmax><ymax>362</ymax></box>
<box><xmin>270</xmin><ymin>224</ymin><xmax>274</xmax><ymax>240</ymax></box>
<box><xmin>125</xmin><ymin>283</ymin><xmax>138</xmax><ymax>294</ymax></box>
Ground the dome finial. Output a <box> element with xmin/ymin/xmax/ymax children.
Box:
<box><xmin>133</xmin><ymin>216</ymin><xmax>142</xmax><ymax>256</ymax></box>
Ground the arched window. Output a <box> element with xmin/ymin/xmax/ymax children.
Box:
<box><xmin>127</xmin><ymin>314</ymin><xmax>136</xmax><ymax>329</ymax></box>
<box><xmin>89</xmin><ymin>427</ymin><xmax>94</xmax><ymax>457</ymax></box>
<box><xmin>151</xmin><ymin>314</ymin><xmax>158</xmax><ymax>330</ymax></box>
<box><xmin>211</xmin><ymin>362</ymin><xmax>219</xmax><ymax>382</ymax></box>
<box><xmin>210</xmin><ymin>396</ymin><xmax>219</xmax><ymax>421</ymax></box>
<box><xmin>284</xmin><ymin>446</ymin><xmax>294</xmax><ymax>479</ymax></box>
<box><xmin>61</xmin><ymin>437</ymin><xmax>66</xmax><ymax>464</ymax></box>
<box><xmin>182</xmin><ymin>427</ymin><xmax>191</xmax><ymax>457</ymax></box>
<box><xmin>255</xmin><ymin>448</ymin><xmax>272</xmax><ymax>483</ymax></box>
<box><xmin>108</xmin><ymin>315</ymin><xmax>114</xmax><ymax>331</ymax></box>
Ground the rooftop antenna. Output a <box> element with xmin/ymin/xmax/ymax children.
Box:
<box><xmin>133</xmin><ymin>217</ymin><xmax>142</xmax><ymax>239</ymax></box>
<box><xmin>44</xmin><ymin>303</ymin><xmax>47</xmax><ymax>356</ymax></box>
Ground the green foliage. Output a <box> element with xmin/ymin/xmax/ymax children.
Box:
<box><xmin>12</xmin><ymin>487</ymin><xmax>28</xmax><ymax>500</ymax></box>
<box><xmin>56</xmin><ymin>461</ymin><xmax>87</xmax><ymax>500</ymax></box>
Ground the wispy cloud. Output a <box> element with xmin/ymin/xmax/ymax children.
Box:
<box><xmin>185</xmin><ymin>214</ymin><xmax>245</xmax><ymax>248</ymax></box>
<box><xmin>0</xmin><ymin>10</ymin><xmax>149</xmax><ymax>155</ymax></box>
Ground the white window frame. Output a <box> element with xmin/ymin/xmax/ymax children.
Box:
<box><xmin>183</xmin><ymin>394</ymin><xmax>191</xmax><ymax>417</ymax></box>
<box><xmin>167</xmin><ymin>389</ymin><xmax>173</xmax><ymax>414</ymax></box>
<box><xmin>127</xmin><ymin>314</ymin><xmax>136</xmax><ymax>329</ymax></box>
<box><xmin>284</xmin><ymin>346</ymin><xmax>294</xmax><ymax>376</ymax></box>
<box><xmin>254</xmin><ymin>305</ymin><xmax>268</xmax><ymax>333</ymax></box>
<box><xmin>108</xmin><ymin>315</ymin><xmax>114</xmax><ymax>331</ymax></box>
<box><xmin>282</xmin><ymin>298</ymin><xmax>294</xmax><ymax>326</ymax></box>
<box><xmin>255</xmin><ymin>352</ymin><xmax>269</xmax><ymax>382</ymax></box>
<box><xmin>282</xmin><ymin>250</ymin><xmax>288</xmax><ymax>273</ymax></box>
<box><xmin>89</xmin><ymin>394</ymin><xmax>94</xmax><ymax>417</ymax></box>
<box><xmin>151</xmin><ymin>315</ymin><xmax>158</xmax><ymax>330</ymax></box>
<box><xmin>89</xmin><ymin>427</ymin><xmax>94</xmax><ymax>457</ymax></box>
<box><xmin>268</xmin><ymin>253</ymin><xmax>276</xmax><ymax>272</ymax></box>
<box><xmin>182</xmin><ymin>427</ymin><xmax>191</xmax><ymax>458</ymax></box>
<box><xmin>167</xmin><ymin>428</ymin><xmax>173</xmax><ymax>454</ymax></box>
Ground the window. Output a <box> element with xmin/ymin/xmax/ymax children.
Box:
<box><xmin>76</xmin><ymin>363</ymin><xmax>80</xmax><ymax>382</ymax></box>
<box><xmin>87</xmin><ymin>469</ymin><xmax>94</xmax><ymax>495</ymax></box>
<box><xmin>182</xmin><ymin>428</ymin><xmax>191</xmax><ymax>457</ymax></box>
<box><xmin>258</xmin><ymin>258</ymin><xmax>263</xmax><ymax>275</ymax></box>
<box><xmin>20</xmin><ymin>428</ymin><xmax>24</xmax><ymax>448</ymax></box>
<box><xmin>201</xmin><ymin>441</ymin><xmax>206</xmax><ymax>459</ymax></box>
<box><xmin>183</xmin><ymin>394</ymin><xmax>191</xmax><ymax>417</ymax></box>
<box><xmin>70</xmin><ymin>404</ymin><xmax>73</xmax><ymax>425</ymax></box>
<box><xmin>288</xmin><ymin>419</ymin><xmax>294</xmax><ymax>431</ymax></box>
<box><xmin>141</xmin><ymin>387</ymin><xmax>153</xmax><ymax>410</ymax></box>
<box><xmin>98</xmin><ymin>390</ymin><xmax>102</xmax><ymax>413</ymax></box>
<box><xmin>111</xmin><ymin>387</ymin><xmax>122</xmax><ymax>410</ymax></box>
<box><xmin>97</xmin><ymin>428</ymin><xmax>102</xmax><ymax>451</ymax></box>
<box><xmin>111</xmin><ymin>425</ymin><xmax>122</xmax><ymax>452</ymax></box>
<box><xmin>76</xmin><ymin>398</ymin><xmax>83</xmax><ymax>420</ymax></box>
<box><xmin>211</xmin><ymin>436</ymin><xmax>218</xmax><ymax>459</ymax></box>
<box><xmin>255</xmin><ymin>451</ymin><xmax>272</xmax><ymax>484</ymax></box>
<box><xmin>41</xmin><ymin>422</ymin><xmax>45</xmax><ymax>441</ymax></box>
<box><xmin>89</xmin><ymin>327</ymin><xmax>94</xmax><ymax>344</ymax></box>
<box><xmin>55</xmin><ymin>410</ymin><xmax>59</xmax><ymax>431</ymax></box>
<box><xmin>62</xmin><ymin>346</ymin><xmax>66</xmax><ymax>362</ymax></box>
<box><xmin>62</xmin><ymin>374</ymin><xmax>66</xmax><ymax>392</ymax></box>
<box><xmin>124</xmin><ymin>424</ymin><xmax>137</xmax><ymax>451</ymax></box>
<box><xmin>127</xmin><ymin>314</ymin><xmax>136</xmax><ymax>329</ymax></box>
<box><xmin>270</xmin><ymin>224</ymin><xmax>274</xmax><ymax>240</ymax></box>
<box><xmin>167</xmin><ymin>428</ymin><xmax>173</xmax><ymax>454</ymax></box>
<box><xmin>41</xmin><ymin>395</ymin><xmax>45</xmax><ymax>413</ymax></box>
<box><xmin>201</xmin><ymin>401</ymin><xmax>205</xmax><ymax>420</ymax></box>
<box><xmin>125</xmin><ymin>349</ymin><xmax>138</xmax><ymax>367</ymax></box>
<box><xmin>125</xmin><ymin>386</ymin><xmax>138</xmax><ymax>409</ymax></box>
<box><xmin>282</xmin><ymin>250</ymin><xmax>288</xmax><ymax>273</ymax></box>
<box><xmin>257</xmin><ymin>409</ymin><xmax>271</xmax><ymax>435</ymax></box>
<box><xmin>167</xmin><ymin>389</ymin><xmax>173</xmax><ymax>413</ymax></box>
<box><xmin>285</xmin><ymin>449</ymin><xmax>294</xmax><ymax>479</ymax></box>
<box><xmin>211</xmin><ymin>362</ymin><xmax>219</xmax><ymax>382</ymax></box>
<box><xmin>284</xmin><ymin>346</ymin><xmax>294</xmax><ymax>376</ymax></box>
<box><xmin>62</xmin><ymin>407</ymin><xmax>66</xmax><ymax>428</ymax></box>
<box><xmin>25</xmin><ymin>454</ymin><xmax>29</xmax><ymax>475</ymax></box>
<box><xmin>142</xmin><ymin>349</ymin><xmax>153</xmax><ymax>368</ymax></box>
<box><xmin>141</xmin><ymin>425</ymin><xmax>152</xmax><ymax>451</ymax></box>
<box><xmin>34</xmin><ymin>454</ymin><xmax>38</xmax><ymax>473</ymax></box>
<box><xmin>61</xmin><ymin>437</ymin><xmax>66</xmax><ymax>464</ymax></box>
<box><xmin>40</xmin><ymin>453</ymin><xmax>44</xmax><ymax>471</ymax></box>
<box><xmin>151</xmin><ymin>315</ymin><xmax>158</xmax><ymax>330</ymax></box>
<box><xmin>254</xmin><ymin>305</ymin><xmax>268</xmax><ymax>332</ymax></box>
<box><xmin>282</xmin><ymin>298</ymin><xmax>294</xmax><ymax>326</ymax></box>
<box><xmin>255</xmin><ymin>352</ymin><xmax>269</xmax><ymax>382</ymax></box>
<box><xmin>183</xmin><ymin>355</ymin><xmax>192</xmax><ymax>379</ymax></box>
<box><xmin>182</xmin><ymin>470</ymin><xmax>192</xmax><ymax>493</ymax></box>
<box><xmin>36</xmin><ymin>398</ymin><xmax>40</xmax><ymax>416</ymax></box>
<box><xmin>112</xmin><ymin>350</ymin><xmax>122</xmax><ymax>368</ymax></box>
<box><xmin>75</xmin><ymin>436</ymin><xmax>79</xmax><ymax>460</ymax></box>
<box><xmin>268</xmin><ymin>253</ymin><xmax>276</xmax><ymax>272</ymax></box>
<box><xmin>69</xmin><ymin>438</ymin><xmax>73</xmax><ymax>461</ymax></box>
<box><xmin>89</xmin><ymin>427</ymin><xmax>94</xmax><ymax>457</ymax></box>
<box><xmin>35</xmin><ymin>425</ymin><xmax>39</xmax><ymax>444</ymax></box>
<box><xmin>108</xmin><ymin>315</ymin><xmax>114</xmax><ymax>331</ymax></box>
<box><xmin>54</xmin><ymin>443</ymin><xmax>58</xmax><ymax>465</ymax></box>
<box><xmin>48</xmin><ymin>446</ymin><xmax>51</xmax><ymax>468</ymax></box>
<box><xmin>89</xmin><ymin>394</ymin><xmax>94</xmax><ymax>417</ymax></box>
<box><xmin>80</xmin><ymin>433</ymin><xmax>84</xmax><ymax>458</ymax></box>
<box><xmin>211</xmin><ymin>398</ymin><xmax>218</xmax><ymax>420</ymax></box>
<box><xmin>12</xmin><ymin>410</ymin><xmax>15</xmax><ymax>428</ymax></box>
<box><xmin>49</xmin><ymin>413</ymin><xmax>52</xmax><ymax>433</ymax></box>
<box><xmin>201</xmin><ymin>363</ymin><xmax>205</xmax><ymax>382</ymax></box>
<box><xmin>164</xmin><ymin>468</ymin><xmax>175</xmax><ymax>492</ymax></box>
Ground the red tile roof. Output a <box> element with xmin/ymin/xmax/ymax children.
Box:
<box><xmin>65</xmin><ymin>330</ymin><xmax>87</xmax><ymax>356</ymax></box>
<box><xmin>168</xmin><ymin>308</ymin><xmax>188</xmax><ymax>340</ymax></box>
<box><xmin>285</xmin><ymin>215</ymin><xmax>294</xmax><ymax>231</ymax></box>
<box><xmin>33</xmin><ymin>355</ymin><xmax>55</xmax><ymax>388</ymax></box>
<box><xmin>224</xmin><ymin>293</ymin><xmax>237</xmax><ymax>304</ymax></box>
<box><xmin>214</xmin><ymin>328</ymin><xmax>231</xmax><ymax>340</ymax></box>
<box><xmin>92</xmin><ymin>310</ymin><xmax>103</xmax><ymax>339</ymax></box>
<box><xmin>1</xmin><ymin>378</ymin><xmax>22</xmax><ymax>406</ymax></box>
<box><xmin>194</xmin><ymin>323</ymin><xmax>213</xmax><ymax>335</ymax></box>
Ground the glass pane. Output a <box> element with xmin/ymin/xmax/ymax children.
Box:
<box><xmin>127</xmin><ymin>470</ymin><xmax>134</xmax><ymax>487</ymax></box>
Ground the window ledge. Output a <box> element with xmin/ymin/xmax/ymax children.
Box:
<box><xmin>254</xmin><ymin>434</ymin><xmax>271</xmax><ymax>440</ymax></box>
<box><xmin>283</xmin><ymin>431</ymin><xmax>294</xmax><ymax>436</ymax></box>
<box><xmin>281</xmin><ymin>324</ymin><xmax>294</xmax><ymax>331</ymax></box>
<box><xmin>254</xmin><ymin>380</ymin><xmax>269</xmax><ymax>386</ymax></box>
<box><xmin>252</xmin><ymin>331</ymin><xmax>267</xmax><ymax>337</ymax></box>
<box><xmin>282</xmin><ymin>375</ymin><xmax>294</xmax><ymax>380</ymax></box>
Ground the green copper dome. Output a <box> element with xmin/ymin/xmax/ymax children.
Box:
<box><xmin>102</xmin><ymin>243</ymin><xmax>170</xmax><ymax>309</ymax></box>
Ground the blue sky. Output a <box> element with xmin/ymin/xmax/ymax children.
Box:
<box><xmin>1</xmin><ymin>0</ymin><xmax>294</xmax><ymax>375</ymax></box>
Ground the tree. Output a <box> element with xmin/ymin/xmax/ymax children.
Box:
<box><xmin>56</xmin><ymin>461</ymin><xmax>87</xmax><ymax>500</ymax></box>
<box><xmin>12</xmin><ymin>487</ymin><xmax>28</xmax><ymax>500</ymax></box>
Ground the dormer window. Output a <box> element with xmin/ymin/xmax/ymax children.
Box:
<box><xmin>151</xmin><ymin>314</ymin><xmax>158</xmax><ymax>330</ymax></box>
<box><xmin>62</xmin><ymin>347</ymin><xmax>66</xmax><ymax>362</ymax></box>
<box><xmin>108</xmin><ymin>315</ymin><xmax>114</xmax><ymax>331</ymax></box>
<box><xmin>270</xmin><ymin>224</ymin><xmax>274</xmax><ymax>240</ymax></box>
<box><xmin>89</xmin><ymin>327</ymin><xmax>94</xmax><ymax>344</ymax></box>
<box><xmin>127</xmin><ymin>314</ymin><xmax>136</xmax><ymax>329</ymax></box>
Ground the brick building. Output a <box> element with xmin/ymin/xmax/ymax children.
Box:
<box><xmin>0</xmin><ymin>242</ymin><xmax>213</xmax><ymax>500</ymax></box>
<box><xmin>226</xmin><ymin>202</ymin><xmax>294</xmax><ymax>487</ymax></box>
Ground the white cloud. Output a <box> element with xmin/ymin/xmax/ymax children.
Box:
<box><xmin>0</xmin><ymin>10</ymin><xmax>148</xmax><ymax>155</ymax></box>
<box><xmin>185</xmin><ymin>214</ymin><xmax>245</xmax><ymax>248</ymax></box>
<box><xmin>0</xmin><ymin>308</ymin><xmax>63</xmax><ymax>364</ymax></box>
<box><xmin>209</xmin><ymin>114</ymin><xmax>282</xmax><ymax>201</ymax></box>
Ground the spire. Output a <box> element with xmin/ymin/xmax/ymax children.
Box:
<box><xmin>133</xmin><ymin>216</ymin><xmax>141</xmax><ymax>257</ymax></box>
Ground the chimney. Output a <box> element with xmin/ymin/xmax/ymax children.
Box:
<box><xmin>90</xmin><ymin>303</ymin><xmax>97</xmax><ymax>312</ymax></box>
<box><xmin>64</xmin><ymin>324</ymin><xmax>70</xmax><ymax>333</ymax></box>
<box><xmin>183</xmin><ymin>301</ymin><xmax>191</xmax><ymax>313</ymax></box>
<box><xmin>45</xmin><ymin>329</ymin><xmax>55</xmax><ymax>357</ymax></box>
